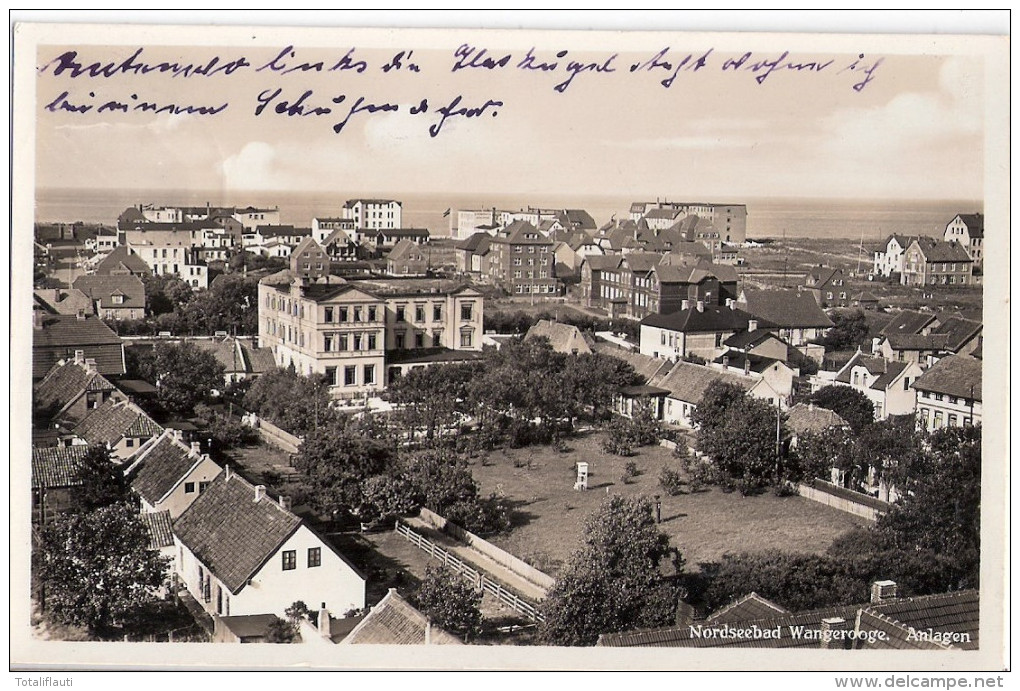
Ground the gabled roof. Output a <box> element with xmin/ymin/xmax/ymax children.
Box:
<box><xmin>238</xmin><ymin>340</ymin><xmax>277</xmax><ymax>374</ymax></box>
<box><xmin>592</xmin><ymin>342</ymin><xmax>672</xmax><ymax>383</ymax></box>
<box><xmin>835</xmin><ymin>352</ymin><xmax>910</xmax><ymax>391</ymax></box>
<box><xmin>954</xmin><ymin>213</ymin><xmax>984</xmax><ymax>239</ymax></box>
<box><xmin>254</xmin><ymin>224</ymin><xmax>311</xmax><ymax>239</ymax></box>
<box><xmin>93</xmin><ymin>246</ymin><xmax>152</xmax><ymax>276</ymax></box>
<box><xmin>930</xmin><ymin>317</ymin><xmax>982</xmax><ymax>353</ymax></box>
<box><xmin>33</xmin><ymin>289</ymin><xmax>95</xmax><ymax>316</ymax></box>
<box><xmin>706</xmin><ymin>592</ymin><xmax>788</xmax><ymax>624</ymax></box>
<box><xmin>884</xmin><ymin>333</ymin><xmax>950</xmax><ymax>351</ymax></box>
<box><xmin>621</xmin><ymin>252</ymin><xmax>662</xmax><ymax>274</ymax></box>
<box><xmin>455</xmin><ymin>231</ymin><xmax>493</xmax><ymax>253</ymax></box>
<box><xmin>387</xmin><ymin>238</ymin><xmax>427</xmax><ymax>263</ymax></box>
<box><xmin>654</xmin><ymin>360</ymin><xmax>753</xmax><ymax>404</ymax></box>
<box><xmin>32</xmin><ymin>314</ymin><xmax>126</xmax><ymax>378</ymax></box>
<box><xmin>723</xmin><ymin>329</ymin><xmax>783</xmax><ymax>351</ymax></box>
<box><xmin>879</xmin><ymin>310</ymin><xmax>937</xmax><ymax>338</ymax></box>
<box><xmin>713</xmin><ymin>352</ymin><xmax>785</xmax><ymax>375</ymax></box>
<box><xmin>912</xmin><ymin>238</ymin><xmax>973</xmax><ymax>263</ymax></box>
<box><xmin>643</xmin><ymin>207</ymin><xmax>682</xmax><ymax>221</ymax></box>
<box><xmin>72</xmin><ymin>274</ymin><xmax>146</xmax><ymax>310</ymax></box>
<box><xmin>191</xmin><ymin>338</ymin><xmax>244</xmax><ymax>372</ymax></box>
<box><xmin>495</xmin><ymin>220</ymin><xmax>552</xmax><ymax>245</ymax></box>
<box><xmin>911</xmin><ymin>354</ymin><xmax>982</xmax><ymax>401</ymax></box>
<box><xmin>785</xmin><ymin>403</ymin><xmax>848</xmax><ymax>436</ymax></box>
<box><xmin>31</xmin><ymin>445</ymin><xmax>91</xmax><ymax>489</ymax></box>
<box><xmin>555</xmin><ymin>209</ymin><xmax>597</xmax><ymax>230</ymax></box>
<box><xmin>73</xmin><ymin>398</ymin><xmax>162</xmax><ymax>447</ymax></box>
<box><xmin>131</xmin><ymin>431</ymin><xmax>217</xmax><ymax>507</ymax></box>
<box><xmin>140</xmin><ymin>510</ymin><xmax>175</xmax><ymax>550</ymax></box>
<box><xmin>34</xmin><ymin>359</ymin><xmax>119</xmax><ymax>413</ymax></box>
<box><xmin>173</xmin><ymin>472</ymin><xmax>302</xmax><ymax>595</ymax></box>
<box><xmin>525</xmin><ymin>319</ymin><xmax>595</xmax><ymax>354</ymax></box>
<box><xmin>857</xmin><ymin>590</ymin><xmax>979</xmax><ymax>651</ymax></box>
<box><xmin>341</xmin><ymin>589</ymin><xmax>462</xmax><ymax>645</ymax></box>
<box><xmin>584</xmin><ymin>255</ymin><xmax>624</xmax><ymax>272</ymax></box>
<box><xmin>738</xmin><ymin>289</ymin><xmax>834</xmax><ymax>329</ymax></box>
<box><xmin>805</xmin><ymin>266</ymin><xmax>843</xmax><ymax>289</ymax></box>
<box><xmin>642</xmin><ymin>305</ymin><xmax>772</xmax><ymax>334</ymax></box>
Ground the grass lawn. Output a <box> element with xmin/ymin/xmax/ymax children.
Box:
<box><xmin>470</xmin><ymin>432</ymin><xmax>866</xmax><ymax>577</ymax></box>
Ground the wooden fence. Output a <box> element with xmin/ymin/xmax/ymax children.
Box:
<box><xmin>254</xmin><ymin>417</ymin><xmax>303</xmax><ymax>454</ymax></box>
<box><xmin>797</xmin><ymin>480</ymin><xmax>891</xmax><ymax>522</ymax></box>
<box><xmin>395</xmin><ymin>521</ymin><xmax>545</xmax><ymax>623</ymax></box>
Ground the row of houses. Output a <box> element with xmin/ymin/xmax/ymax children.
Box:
<box><xmin>31</xmin><ymin>353</ymin><xmax>464</xmax><ymax>645</ymax></box>
<box><xmin>872</xmin><ymin>213</ymin><xmax>984</xmax><ymax>284</ymax></box>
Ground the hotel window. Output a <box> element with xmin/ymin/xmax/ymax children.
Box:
<box><xmin>325</xmin><ymin>366</ymin><xmax>337</xmax><ymax>385</ymax></box>
<box><xmin>354</xmin><ymin>334</ymin><xmax>363</xmax><ymax>351</ymax></box>
<box><xmin>364</xmin><ymin>364</ymin><xmax>376</xmax><ymax>385</ymax></box>
<box><xmin>513</xmin><ymin>257</ymin><xmax>522</xmax><ymax>266</ymax></box>
<box><xmin>368</xmin><ymin>306</ymin><xmax>378</xmax><ymax>322</ymax></box>
<box><xmin>528</xmin><ymin>246</ymin><xmax>535</xmax><ymax>254</ymax></box>
<box><xmin>344</xmin><ymin>366</ymin><xmax>357</xmax><ymax>386</ymax></box>
<box><xmin>282</xmin><ymin>550</ymin><xmax>297</xmax><ymax>571</ymax></box>
<box><xmin>185</xmin><ymin>482</ymin><xmax>196</xmax><ymax>494</ymax></box>
<box><xmin>414</xmin><ymin>333</ymin><xmax>425</xmax><ymax>348</ymax></box>
<box><xmin>433</xmin><ymin>304</ymin><xmax>443</xmax><ymax>321</ymax></box>
<box><xmin>354</xmin><ymin>307</ymin><xmax>363</xmax><ymax>322</ymax></box>
<box><xmin>432</xmin><ymin>332</ymin><xmax>442</xmax><ymax>347</ymax></box>
<box><xmin>395</xmin><ymin>333</ymin><xmax>405</xmax><ymax>349</ymax></box>
<box><xmin>415</xmin><ymin>305</ymin><xmax>425</xmax><ymax>323</ymax></box>
<box><xmin>324</xmin><ymin>334</ymin><xmax>333</xmax><ymax>351</ymax></box>
<box><xmin>396</xmin><ymin>306</ymin><xmax>406</xmax><ymax>322</ymax></box>
<box><xmin>338</xmin><ymin>334</ymin><xmax>349</xmax><ymax>351</ymax></box>
<box><xmin>460</xmin><ymin>329</ymin><xmax>474</xmax><ymax>348</ymax></box>
<box><xmin>307</xmin><ymin>547</ymin><xmax>321</xmax><ymax>568</ymax></box>
<box><xmin>949</xmin><ymin>414</ymin><xmax>958</xmax><ymax>427</ymax></box>
<box><xmin>338</xmin><ymin>306</ymin><xmax>349</xmax><ymax>322</ymax></box>
<box><xmin>461</xmin><ymin>303</ymin><xmax>474</xmax><ymax>321</ymax></box>
<box><xmin>368</xmin><ymin>333</ymin><xmax>377</xmax><ymax>350</ymax></box>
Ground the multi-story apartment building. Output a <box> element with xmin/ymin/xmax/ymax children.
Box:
<box><xmin>872</xmin><ymin>234</ymin><xmax>916</xmax><ymax>278</ymax></box>
<box><xmin>943</xmin><ymin>214</ymin><xmax>984</xmax><ymax>271</ymax></box>
<box><xmin>119</xmin><ymin>225</ymin><xmax>210</xmax><ymax>288</ymax></box>
<box><xmin>343</xmin><ymin>199</ymin><xmax>402</xmax><ymax>231</ymax></box>
<box><xmin>312</xmin><ymin>217</ymin><xmax>356</xmax><ymax>244</ymax></box>
<box><xmin>900</xmin><ymin>238</ymin><xmax>974</xmax><ymax>287</ymax></box>
<box><xmin>629</xmin><ymin>201</ymin><xmax>748</xmax><ymax>244</ymax></box>
<box><xmin>485</xmin><ymin>221</ymin><xmax>558</xmax><ymax>296</ymax></box>
<box><xmin>232</xmin><ymin>207</ymin><xmax>282</xmax><ymax>231</ymax></box>
<box><xmin>450</xmin><ymin>208</ymin><xmax>509</xmax><ymax>240</ymax></box>
<box><xmin>911</xmin><ymin>354</ymin><xmax>982</xmax><ymax>431</ymax></box>
<box><xmin>257</xmin><ymin>241</ymin><xmax>483</xmax><ymax>400</ymax></box>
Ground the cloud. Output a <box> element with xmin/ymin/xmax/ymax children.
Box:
<box><xmin>220</xmin><ymin>142</ymin><xmax>280</xmax><ymax>191</ymax></box>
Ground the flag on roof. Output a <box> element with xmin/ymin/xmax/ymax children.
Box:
<box><xmin>442</xmin><ymin>208</ymin><xmax>451</xmax><ymax>218</ymax></box>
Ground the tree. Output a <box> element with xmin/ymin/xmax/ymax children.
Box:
<box><xmin>149</xmin><ymin>341</ymin><xmax>225</xmax><ymax>415</ymax></box>
<box><xmin>414</xmin><ymin>565</ymin><xmax>483</xmax><ymax>641</ymax></box>
<box><xmin>34</xmin><ymin>502</ymin><xmax>170</xmax><ymax>636</ymax></box>
<box><xmin>243</xmin><ymin>367</ymin><xmax>333</xmax><ymax>436</ymax></box>
<box><xmin>265</xmin><ymin>616</ymin><xmax>300</xmax><ymax>643</ymax></box>
<box><xmin>74</xmin><ymin>446</ymin><xmax>131</xmax><ymax>512</ymax></box>
<box><xmin>141</xmin><ymin>274</ymin><xmax>193</xmax><ymax>317</ymax></box>
<box><xmin>693</xmin><ymin>381</ymin><xmax>785</xmax><ymax>494</ymax></box>
<box><xmin>182</xmin><ymin>274</ymin><xmax>260</xmax><ymax>335</ymax></box>
<box><xmin>539</xmin><ymin>496</ymin><xmax>683</xmax><ymax>646</ymax></box>
<box><xmin>819</xmin><ymin>309</ymin><xmax>869</xmax><ymax>352</ymax></box>
<box><xmin>793</xmin><ymin>425</ymin><xmax>857</xmax><ymax>485</ymax></box>
<box><xmin>809</xmin><ymin>385</ymin><xmax>876</xmax><ymax>432</ymax></box>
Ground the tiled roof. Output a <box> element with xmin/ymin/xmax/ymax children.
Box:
<box><xmin>706</xmin><ymin>593</ymin><xmax>788</xmax><ymax>624</ymax></box>
<box><xmin>33</xmin><ymin>314</ymin><xmax>125</xmax><ymax>378</ymax></box>
<box><xmin>73</xmin><ymin>398</ymin><xmax>162</xmax><ymax>447</ymax></box>
<box><xmin>862</xmin><ymin>590</ymin><xmax>979</xmax><ymax>651</ymax></box>
<box><xmin>342</xmin><ymin>589</ymin><xmax>462</xmax><ymax>645</ymax></box>
<box><xmin>622</xmin><ymin>252</ymin><xmax>662</xmax><ymax>274</ymax></box>
<box><xmin>131</xmin><ymin>432</ymin><xmax>211</xmax><ymax>506</ymax></box>
<box><xmin>785</xmin><ymin>404</ymin><xmax>848</xmax><ymax>436</ymax></box>
<box><xmin>879</xmin><ymin>310</ymin><xmax>937</xmax><ymax>338</ymax></box>
<box><xmin>94</xmin><ymin>247</ymin><xmax>152</xmax><ymax>276</ymax></box>
<box><xmin>911</xmin><ymin>354</ymin><xmax>982</xmax><ymax>401</ymax></box>
<box><xmin>72</xmin><ymin>274</ymin><xmax>146</xmax><ymax>310</ymax></box>
<box><xmin>584</xmin><ymin>255</ymin><xmax>623</xmax><ymax>272</ymax></box>
<box><xmin>723</xmin><ymin>329</ymin><xmax>781</xmax><ymax>351</ymax></box>
<box><xmin>192</xmin><ymin>338</ymin><xmax>243</xmax><ymax>372</ymax></box>
<box><xmin>713</xmin><ymin>352</ymin><xmax>784</xmax><ymax>375</ymax></box>
<box><xmin>884</xmin><ymin>333</ymin><xmax>949</xmax><ymax>351</ymax></box>
<box><xmin>173</xmin><ymin>472</ymin><xmax>302</xmax><ymax>595</ymax></box>
<box><xmin>525</xmin><ymin>320</ymin><xmax>595</xmax><ymax>354</ymax></box>
<box><xmin>33</xmin><ymin>289</ymin><xmax>95</xmax><ymax>316</ymax></box>
<box><xmin>34</xmin><ymin>359</ymin><xmax>118</xmax><ymax>412</ymax></box>
<box><xmin>495</xmin><ymin>221</ymin><xmax>552</xmax><ymax>245</ymax></box>
<box><xmin>593</xmin><ymin>342</ymin><xmax>672</xmax><ymax>384</ymax></box>
<box><xmin>555</xmin><ymin>209</ymin><xmax>597</xmax><ymax>230</ymax></box>
<box><xmin>31</xmin><ymin>445</ymin><xmax>91</xmax><ymax>488</ymax></box>
<box><xmin>387</xmin><ymin>238</ymin><xmax>426</xmax><ymax>263</ymax></box>
<box><xmin>915</xmin><ymin>239</ymin><xmax>973</xmax><ymax>263</ymax></box>
<box><xmin>644</xmin><ymin>208</ymin><xmax>682</xmax><ymax>221</ymax></box>
<box><xmin>455</xmin><ymin>231</ymin><xmax>493</xmax><ymax>252</ymax></box>
<box><xmin>239</xmin><ymin>340</ymin><xmax>277</xmax><ymax>374</ymax></box>
<box><xmin>805</xmin><ymin>266</ymin><xmax>843</xmax><ymax>289</ymax></box>
<box><xmin>738</xmin><ymin>289</ymin><xmax>834</xmax><ymax>329</ymax></box>
<box><xmin>654</xmin><ymin>360</ymin><xmax>753</xmax><ymax>404</ymax></box>
<box><xmin>930</xmin><ymin>317</ymin><xmax>982</xmax><ymax>353</ymax></box>
<box><xmin>642</xmin><ymin>305</ymin><xmax>771</xmax><ymax>334</ymax></box>
<box><xmin>140</xmin><ymin>510</ymin><xmax>175</xmax><ymax>549</ymax></box>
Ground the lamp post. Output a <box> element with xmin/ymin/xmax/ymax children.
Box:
<box><xmin>654</xmin><ymin>494</ymin><xmax>662</xmax><ymax>524</ymax></box>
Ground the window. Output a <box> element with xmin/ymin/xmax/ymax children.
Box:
<box><xmin>396</xmin><ymin>306</ymin><xmax>406</xmax><ymax>322</ymax></box>
<box><xmin>460</xmin><ymin>330</ymin><xmax>473</xmax><ymax>348</ymax></box>
<box><xmin>414</xmin><ymin>332</ymin><xmax>425</xmax><ymax>348</ymax></box>
<box><xmin>461</xmin><ymin>303</ymin><xmax>474</xmax><ymax>321</ymax></box>
<box><xmin>364</xmin><ymin>364</ymin><xmax>376</xmax><ymax>385</ymax></box>
<box><xmin>125</xmin><ymin>438</ymin><xmax>134</xmax><ymax>448</ymax></box>
<box><xmin>307</xmin><ymin>547</ymin><xmax>321</xmax><ymax>568</ymax></box>
<box><xmin>354</xmin><ymin>307</ymin><xmax>363</xmax><ymax>322</ymax></box>
<box><xmin>368</xmin><ymin>333</ymin><xmax>377</xmax><ymax>350</ymax></box>
<box><xmin>184</xmin><ymin>482</ymin><xmax>196</xmax><ymax>494</ymax></box>
<box><xmin>324</xmin><ymin>306</ymin><xmax>334</xmax><ymax>322</ymax></box>
<box><xmin>282</xmin><ymin>550</ymin><xmax>297</xmax><ymax>571</ymax></box>
<box><xmin>433</xmin><ymin>304</ymin><xmax>443</xmax><ymax>321</ymax></box>
<box><xmin>368</xmin><ymin>306</ymin><xmax>377</xmax><ymax>322</ymax></box>
<box><xmin>112</xmin><ymin>294</ymin><xmax>124</xmax><ymax>305</ymax></box>
<box><xmin>415</xmin><ymin>305</ymin><xmax>425</xmax><ymax>323</ymax></box>
<box><xmin>339</xmin><ymin>306</ymin><xmax>349</xmax><ymax>322</ymax></box>
<box><xmin>199</xmin><ymin>481</ymin><xmax>210</xmax><ymax>493</ymax></box>
<box><xmin>395</xmin><ymin>333</ymin><xmax>405</xmax><ymax>349</ymax></box>
<box><xmin>344</xmin><ymin>366</ymin><xmax>357</xmax><ymax>386</ymax></box>
<box><xmin>325</xmin><ymin>366</ymin><xmax>337</xmax><ymax>385</ymax></box>
<box><xmin>324</xmin><ymin>334</ymin><xmax>333</xmax><ymax>351</ymax></box>
<box><xmin>354</xmin><ymin>334</ymin><xmax>363</xmax><ymax>351</ymax></box>
<box><xmin>338</xmin><ymin>334</ymin><xmax>349</xmax><ymax>351</ymax></box>
<box><xmin>432</xmin><ymin>332</ymin><xmax>442</xmax><ymax>347</ymax></box>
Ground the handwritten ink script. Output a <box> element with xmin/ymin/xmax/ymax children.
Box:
<box><xmin>37</xmin><ymin>44</ymin><xmax>885</xmax><ymax>137</ymax></box>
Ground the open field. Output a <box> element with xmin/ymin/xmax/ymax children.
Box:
<box><xmin>470</xmin><ymin>432</ymin><xmax>866</xmax><ymax>577</ymax></box>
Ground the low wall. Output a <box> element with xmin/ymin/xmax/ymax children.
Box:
<box><xmin>797</xmin><ymin>480</ymin><xmax>891</xmax><ymax>522</ymax></box>
<box><xmin>255</xmin><ymin>418</ymin><xmax>303</xmax><ymax>455</ymax></box>
<box><xmin>417</xmin><ymin>508</ymin><xmax>556</xmax><ymax>593</ymax></box>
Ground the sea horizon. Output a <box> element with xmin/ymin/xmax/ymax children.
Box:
<box><xmin>33</xmin><ymin>186</ymin><xmax>983</xmax><ymax>242</ymax></box>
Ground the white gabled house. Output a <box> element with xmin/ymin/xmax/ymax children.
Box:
<box><xmin>172</xmin><ymin>469</ymin><xmax>366</xmax><ymax>621</ymax></box>
<box><xmin>825</xmin><ymin>350</ymin><xmax>924</xmax><ymax>420</ymax></box>
<box><xmin>128</xmin><ymin>429</ymin><xmax>223</xmax><ymax>519</ymax></box>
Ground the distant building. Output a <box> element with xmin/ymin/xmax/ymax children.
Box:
<box><xmin>232</xmin><ymin>206</ymin><xmax>282</xmax><ymax>231</ymax></box>
<box><xmin>343</xmin><ymin>199</ymin><xmax>402</xmax><ymax>232</ymax></box>
<box><xmin>93</xmin><ymin>246</ymin><xmax>152</xmax><ymax>277</ymax></box>
<box><xmin>828</xmin><ymin>350</ymin><xmax>923</xmax><ymax>420</ymax></box>
<box><xmin>804</xmin><ymin>266</ymin><xmax>849</xmax><ymax>308</ymax></box>
<box><xmin>525</xmin><ymin>319</ymin><xmax>595</xmax><ymax>355</ymax></box>
<box><xmin>485</xmin><ymin>221</ymin><xmax>557</xmax><ymax>296</ymax></box>
<box><xmin>71</xmin><ymin>398</ymin><xmax>162</xmax><ymax>463</ymax></box>
<box><xmin>33</xmin><ymin>353</ymin><xmax>124</xmax><ymax>426</ymax></box>
<box><xmin>32</xmin><ymin>311</ymin><xmax>126</xmax><ymax>380</ymax></box>
<box><xmin>899</xmin><ymin>238</ymin><xmax>974</xmax><ymax>287</ymax></box>
<box><xmin>386</xmin><ymin>239</ymin><xmax>431</xmax><ymax>276</ymax></box>
<box><xmin>128</xmin><ymin>429</ymin><xmax>222</xmax><ymax>518</ymax></box>
<box><xmin>629</xmin><ymin>201</ymin><xmax>747</xmax><ymax>244</ymax></box>
<box><xmin>340</xmin><ymin>589</ymin><xmax>462</xmax><ymax>645</ymax></box>
<box><xmin>872</xmin><ymin>234</ymin><xmax>916</xmax><ymax>278</ymax></box>
<box><xmin>640</xmin><ymin>301</ymin><xmax>772</xmax><ymax>362</ymax></box>
<box><xmin>72</xmin><ymin>274</ymin><xmax>146</xmax><ymax>320</ymax></box>
<box><xmin>944</xmin><ymin>213</ymin><xmax>984</xmax><ymax>270</ymax></box>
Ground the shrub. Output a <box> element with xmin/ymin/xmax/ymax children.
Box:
<box><xmin>658</xmin><ymin>465</ymin><xmax>685</xmax><ymax>496</ymax></box>
<box><xmin>621</xmin><ymin>461</ymin><xmax>639</xmax><ymax>484</ymax></box>
<box><xmin>265</xmin><ymin>616</ymin><xmax>299</xmax><ymax>643</ymax></box>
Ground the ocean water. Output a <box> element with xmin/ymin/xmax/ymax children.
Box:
<box><xmin>33</xmin><ymin>188</ymin><xmax>981</xmax><ymax>242</ymax></box>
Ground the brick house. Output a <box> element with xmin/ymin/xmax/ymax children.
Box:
<box><xmin>899</xmin><ymin>238</ymin><xmax>974</xmax><ymax>287</ymax></box>
<box><xmin>485</xmin><ymin>221</ymin><xmax>557</xmax><ymax>296</ymax></box>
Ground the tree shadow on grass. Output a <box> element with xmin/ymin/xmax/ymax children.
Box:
<box><xmin>326</xmin><ymin>532</ymin><xmax>423</xmax><ymax>607</ymax></box>
<box><xmin>505</xmin><ymin>498</ymin><xmax>540</xmax><ymax>530</ymax></box>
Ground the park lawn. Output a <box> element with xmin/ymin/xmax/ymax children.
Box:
<box><xmin>470</xmin><ymin>432</ymin><xmax>866</xmax><ymax>578</ymax></box>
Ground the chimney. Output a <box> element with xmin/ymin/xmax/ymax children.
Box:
<box><xmin>744</xmin><ymin>358</ymin><xmax>751</xmax><ymax>376</ymax></box>
<box><xmin>254</xmin><ymin>485</ymin><xmax>266</xmax><ymax>502</ymax></box>
<box><xmin>171</xmin><ymin>428</ymin><xmax>183</xmax><ymax>441</ymax></box>
<box><xmin>820</xmin><ymin>617</ymin><xmax>849</xmax><ymax>650</ymax></box>
<box><xmin>279</xmin><ymin>495</ymin><xmax>292</xmax><ymax>511</ymax></box>
<box><xmin>190</xmin><ymin>441</ymin><xmax>202</xmax><ymax>455</ymax></box>
<box><xmin>76</xmin><ymin>309</ymin><xmax>86</xmax><ymax>320</ymax></box>
<box><xmin>681</xmin><ymin>299</ymin><xmax>690</xmax><ymax>311</ymax></box>
<box><xmin>696</xmin><ymin>300</ymin><xmax>704</xmax><ymax>312</ymax></box>
<box><xmin>74</xmin><ymin>349</ymin><xmax>85</xmax><ymax>364</ymax></box>
<box><xmin>870</xmin><ymin>580</ymin><xmax>898</xmax><ymax>604</ymax></box>
<box><xmin>224</xmin><ymin>464</ymin><xmax>231</xmax><ymax>480</ymax></box>
<box><xmin>84</xmin><ymin>358</ymin><xmax>97</xmax><ymax>373</ymax></box>
<box><xmin>871</xmin><ymin>337</ymin><xmax>881</xmax><ymax>354</ymax></box>
<box><xmin>33</xmin><ymin>310</ymin><xmax>44</xmax><ymax>330</ymax></box>
<box><xmin>748</xmin><ymin>319</ymin><xmax>757</xmax><ymax>332</ymax></box>
<box><xmin>726</xmin><ymin>298</ymin><xmax>735</xmax><ymax>310</ymax></box>
<box><xmin>318</xmin><ymin>603</ymin><xmax>332</xmax><ymax>638</ymax></box>
<box><xmin>723</xmin><ymin>355</ymin><xmax>730</xmax><ymax>369</ymax></box>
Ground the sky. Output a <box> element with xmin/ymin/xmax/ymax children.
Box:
<box><xmin>25</xmin><ymin>16</ymin><xmax>998</xmax><ymax>202</ymax></box>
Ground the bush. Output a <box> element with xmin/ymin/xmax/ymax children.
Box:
<box><xmin>658</xmin><ymin>465</ymin><xmax>685</xmax><ymax>496</ymax></box>
<box><xmin>265</xmin><ymin>616</ymin><xmax>299</xmax><ymax>643</ymax></box>
<box><xmin>682</xmin><ymin>453</ymin><xmax>720</xmax><ymax>493</ymax></box>
<box><xmin>621</xmin><ymin>461</ymin><xmax>639</xmax><ymax>484</ymax></box>
<box><xmin>773</xmin><ymin>481</ymin><xmax>799</xmax><ymax>497</ymax></box>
